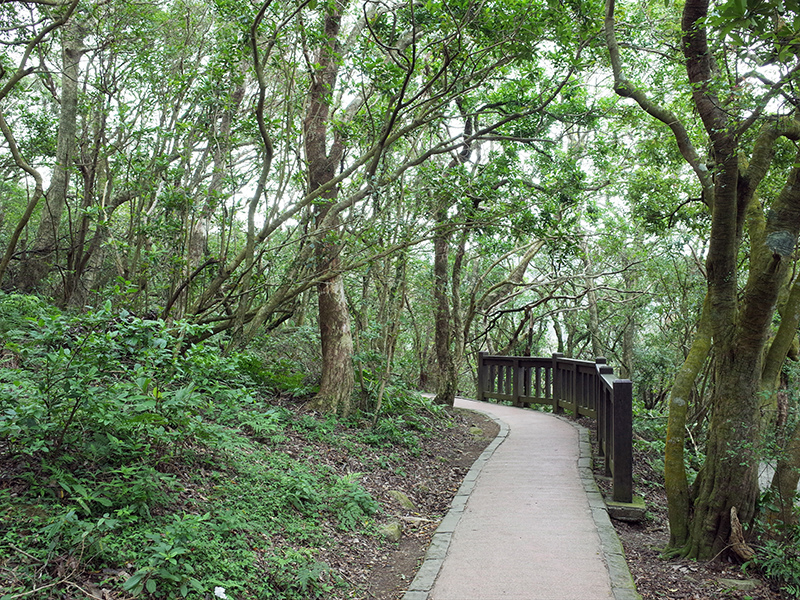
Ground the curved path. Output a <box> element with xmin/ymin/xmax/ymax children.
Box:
<box><xmin>403</xmin><ymin>398</ymin><xmax>640</xmax><ymax>600</ymax></box>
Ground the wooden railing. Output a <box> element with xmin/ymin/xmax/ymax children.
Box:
<box><xmin>476</xmin><ymin>352</ymin><xmax>633</xmax><ymax>503</ymax></box>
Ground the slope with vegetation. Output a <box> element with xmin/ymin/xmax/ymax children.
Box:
<box><xmin>0</xmin><ymin>294</ymin><xmax>496</xmax><ymax>599</ymax></box>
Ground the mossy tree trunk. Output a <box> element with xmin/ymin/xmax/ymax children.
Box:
<box><xmin>763</xmin><ymin>275</ymin><xmax>800</xmax><ymax>528</ymax></box>
<box><xmin>664</xmin><ymin>293</ymin><xmax>712</xmax><ymax>549</ymax></box>
<box><xmin>607</xmin><ymin>0</ymin><xmax>800</xmax><ymax>559</ymax></box>
<box><xmin>433</xmin><ymin>206</ymin><xmax>457</xmax><ymax>407</ymax></box>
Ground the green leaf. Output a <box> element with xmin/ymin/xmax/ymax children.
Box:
<box><xmin>145</xmin><ymin>578</ymin><xmax>157</xmax><ymax>593</ymax></box>
<box><xmin>135</xmin><ymin>399</ymin><xmax>157</xmax><ymax>412</ymax></box>
<box><xmin>122</xmin><ymin>571</ymin><xmax>145</xmax><ymax>591</ymax></box>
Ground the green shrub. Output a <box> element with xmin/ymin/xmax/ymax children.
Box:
<box><xmin>238</xmin><ymin>407</ymin><xmax>291</xmax><ymax>443</ymax></box>
<box><xmin>0</xmin><ymin>301</ymin><xmax>220</xmax><ymax>463</ymax></box>
<box><xmin>121</xmin><ymin>513</ymin><xmax>211</xmax><ymax>598</ymax></box>
<box><xmin>328</xmin><ymin>473</ymin><xmax>379</xmax><ymax>531</ymax></box>
<box><xmin>749</xmin><ymin>529</ymin><xmax>800</xmax><ymax>598</ymax></box>
<box><xmin>266</xmin><ymin>548</ymin><xmax>339</xmax><ymax>599</ymax></box>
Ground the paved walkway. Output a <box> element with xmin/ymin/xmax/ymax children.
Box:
<box><xmin>403</xmin><ymin>398</ymin><xmax>640</xmax><ymax>600</ymax></box>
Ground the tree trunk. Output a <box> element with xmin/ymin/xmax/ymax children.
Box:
<box><xmin>686</xmin><ymin>159</ymin><xmax>800</xmax><ymax>557</ymax></box>
<box><xmin>372</xmin><ymin>255</ymin><xmax>407</xmax><ymax>422</ymax></box>
<box><xmin>665</xmin><ymin>294</ymin><xmax>711</xmax><ymax>550</ymax></box>
<box><xmin>313</xmin><ymin>271</ymin><xmax>355</xmax><ymax>415</ymax></box>
<box><xmin>63</xmin><ymin>99</ymin><xmax>107</xmax><ymax>307</ymax></box>
<box><xmin>686</xmin><ymin>356</ymin><xmax>763</xmax><ymax>558</ymax></box>
<box><xmin>304</xmin><ymin>1</ymin><xmax>355</xmax><ymax>415</ymax></box>
<box><xmin>433</xmin><ymin>209</ymin><xmax>456</xmax><ymax>406</ymax></box>
<box><xmin>18</xmin><ymin>20</ymin><xmax>85</xmax><ymax>291</ymax></box>
<box><xmin>553</xmin><ymin>315</ymin><xmax>565</xmax><ymax>355</ymax></box>
<box><xmin>186</xmin><ymin>75</ymin><xmax>246</xmax><ymax>318</ymax></box>
<box><xmin>0</xmin><ymin>116</ymin><xmax>45</xmax><ymax>286</ymax></box>
<box><xmin>763</xmin><ymin>276</ymin><xmax>800</xmax><ymax>528</ymax></box>
<box><xmin>769</xmin><ymin>422</ymin><xmax>800</xmax><ymax>528</ymax></box>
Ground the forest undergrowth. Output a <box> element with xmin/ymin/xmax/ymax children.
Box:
<box><xmin>0</xmin><ymin>294</ymin><xmax>494</xmax><ymax>599</ymax></box>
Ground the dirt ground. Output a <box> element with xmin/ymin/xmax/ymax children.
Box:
<box><xmin>606</xmin><ymin>448</ymin><xmax>784</xmax><ymax>600</ymax></box>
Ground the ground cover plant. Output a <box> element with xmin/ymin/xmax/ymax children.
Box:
<box><xmin>0</xmin><ymin>295</ymin><xmax>492</xmax><ymax>599</ymax></box>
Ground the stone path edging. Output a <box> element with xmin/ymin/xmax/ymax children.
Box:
<box><xmin>402</xmin><ymin>403</ymin><xmax>642</xmax><ymax>600</ymax></box>
<box><xmin>401</xmin><ymin>408</ymin><xmax>510</xmax><ymax>600</ymax></box>
<box><xmin>555</xmin><ymin>415</ymin><xmax>642</xmax><ymax>600</ymax></box>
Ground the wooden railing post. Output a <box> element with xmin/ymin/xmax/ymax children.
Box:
<box><xmin>594</xmin><ymin>358</ymin><xmax>607</xmax><ymax>416</ymax></box>
<box><xmin>552</xmin><ymin>352</ymin><xmax>564</xmax><ymax>413</ymax></box>
<box><xmin>512</xmin><ymin>357</ymin><xmax>522</xmax><ymax>406</ymax></box>
<box><xmin>612</xmin><ymin>378</ymin><xmax>633</xmax><ymax>503</ymax></box>
<box><xmin>596</xmin><ymin>363</ymin><xmax>613</xmax><ymax>469</ymax></box>
<box><xmin>477</xmin><ymin>351</ymin><xmax>487</xmax><ymax>402</ymax></box>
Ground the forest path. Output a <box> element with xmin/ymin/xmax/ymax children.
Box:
<box><xmin>404</xmin><ymin>398</ymin><xmax>640</xmax><ymax>600</ymax></box>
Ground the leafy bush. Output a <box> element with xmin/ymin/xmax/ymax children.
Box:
<box><xmin>121</xmin><ymin>514</ymin><xmax>211</xmax><ymax>598</ymax></box>
<box><xmin>238</xmin><ymin>406</ymin><xmax>291</xmax><ymax>443</ymax></box>
<box><xmin>0</xmin><ymin>297</ymin><xmax>453</xmax><ymax>599</ymax></box>
<box><xmin>380</xmin><ymin>386</ymin><xmax>446</xmax><ymax>419</ymax></box>
<box><xmin>328</xmin><ymin>473</ymin><xmax>380</xmax><ymax>531</ymax></box>
<box><xmin>360</xmin><ymin>416</ymin><xmax>421</xmax><ymax>451</ymax></box>
<box><xmin>250</xmin><ymin>326</ymin><xmax>322</xmax><ymax>394</ymax></box>
<box><xmin>267</xmin><ymin>548</ymin><xmax>339</xmax><ymax>599</ymax></box>
<box><xmin>234</xmin><ymin>354</ymin><xmax>315</xmax><ymax>397</ymax></box>
<box><xmin>0</xmin><ymin>292</ymin><xmax>51</xmax><ymax>337</ymax></box>
<box><xmin>749</xmin><ymin>529</ymin><xmax>800</xmax><ymax>598</ymax></box>
<box><xmin>0</xmin><ymin>300</ymin><xmax>218</xmax><ymax>465</ymax></box>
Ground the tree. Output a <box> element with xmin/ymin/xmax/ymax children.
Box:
<box><xmin>607</xmin><ymin>0</ymin><xmax>800</xmax><ymax>558</ymax></box>
<box><xmin>0</xmin><ymin>0</ymin><xmax>80</xmax><ymax>285</ymax></box>
<box><xmin>16</xmin><ymin>18</ymin><xmax>86</xmax><ymax>292</ymax></box>
<box><xmin>303</xmin><ymin>0</ymin><xmax>356</xmax><ymax>415</ymax></box>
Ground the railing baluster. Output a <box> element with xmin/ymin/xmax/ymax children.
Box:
<box><xmin>477</xmin><ymin>351</ymin><xmax>487</xmax><ymax>402</ymax></box>
<box><xmin>552</xmin><ymin>352</ymin><xmax>563</xmax><ymax>413</ymax></box>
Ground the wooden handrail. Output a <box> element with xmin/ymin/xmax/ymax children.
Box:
<box><xmin>477</xmin><ymin>352</ymin><xmax>633</xmax><ymax>503</ymax></box>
